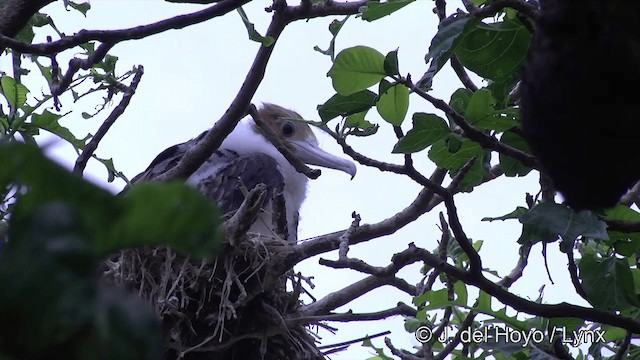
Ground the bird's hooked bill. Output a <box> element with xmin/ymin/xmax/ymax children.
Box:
<box><xmin>289</xmin><ymin>140</ymin><xmax>357</xmax><ymax>179</ymax></box>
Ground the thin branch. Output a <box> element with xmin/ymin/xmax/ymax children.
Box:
<box><xmin>450</xmin><ymin>57</ymin><xmax>478</xmax><ymax>92</ymax></box>
<box><xmin>398</xmin><ymin>75</ymin><xmax>538</xmax><ymax>169</ymax></box>
<box><xmin>620</xmin><ymin>180</ymin><xmax>640</xmax><ymax>206</ymax></box>
<box><xmin>467</xmin><ymin>0</ymin><xmax>539</xmax><ymax>20</ymax></box>
<box><xmin>73</xmin><ymin>65</ymin><xmax>144</xmax><ymax>175</ymax></box>
<box><xmin>0</xmin><ymin>0</ymin><xmax>252</xmax><ymax>55</ymax></box>
<box><xmin>250</xmin><ymin>104</ymin><xmax>320</xmax><ymax>179</ymax></box>
<box><xmin>613</xmin><ymin>331</ymin><xmax>632</xmax><ymax>360</ymax></box>
<box><xmin>288</xmin><ymin>303</ymin><xmax>415</xmax><ymax>326</ymax></box>
<box><xmin>275</xmin><ymin>169</ymin><xmax>447</xmax><ymax>274</ymax></box>
<box><xmin>222</xmin><ymin>184</ymin><xmax>268</xmax><ymax>246</ymax></box>
<box><xmin>154</xmin><ymin>9</ymin><xmax>289</xmax><ymax>182</ymax></box>
<box><xmin>403</xmin><ymin>244</ymin><xmax>640</xmax><ymax>333</ymax></box>
<box><xmin>566</xmin><ymin>248</ymin><xmax>588</xmax><ymax>301</ymax></box>
<box><xmin>52</xmin><ymin>41</ymin><xmax>115</xmax><ymax>97</ymax></box>
<box><xmin>497</xmin><ymin>243</ymin><xmax>531</xmax><ymax>287</ymax></box>
<box><xmin>321</xmin><ymin>331</ymin><xmax>390</xmax><ymax>355</ymax></box>
<box><xmin>443</xmin><ymin>194</ymin><xmax>482</xmax><ymax>273</ymax></box>
<box><xmin>331</xmin><ymin>134</ymin><xmax>449</xmax><ymax>195</ymax></box>
<box><xmin>606</xmin><ymin>220</ymin><xmax>640</xmax><ymax>233</ymax></box>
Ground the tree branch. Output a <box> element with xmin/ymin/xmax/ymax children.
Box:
<box><xmin>398</xmin><ymin>74</ymin><xmax>538</xmax><ymax>169</ymax></box>
<box><xmin>0</xmin><ymin>0</ymin><xmax>252</xmax><ymax>55</ymax></box>
<box><xmin>73</xmin><ymin>65</ymin><xmax>144</xmax><ymax>175</ymax></box>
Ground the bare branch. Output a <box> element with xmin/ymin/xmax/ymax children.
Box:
<box><xmin>466</xmin><ymin>0</ymin><xmax>538</xmax><ymax>20</ymax></box>
<box><xmin>0</xmin><ymin>0</ymin><xmax>252</xmax><ymax>55</ymax></box>
<box><xmin>154</xmin><ymin>10</ymin><xmax>289</xmax><ymax>182</ymax></box>
<box><xmin>288</xmin><ymin>303</ymin><xmax>415</xmax><ymax>325</ymax></box>
<box><xmin>74</xmin><ymin>65</ymin><xmax>144</xmax><ymax>175</ymax></box>
<box><xmin>52</xmin><ymin>41</ymin><xmax>115</xmax><ymax>97</ymax></box>
<box><xmin>497</xmin><ymin>243</ymin><xmax>531</xmax><ymax>287</ymax></box>
<box><xmin>443</xmin><ymin>195</ymin><xmax>482</xmax><ymax>272</ymax></box>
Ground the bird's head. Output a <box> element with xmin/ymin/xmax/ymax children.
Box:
<box><xmin>257</xmin><ymin>103</ymin><xmax>357</xmax><ymax>179</ymax></box>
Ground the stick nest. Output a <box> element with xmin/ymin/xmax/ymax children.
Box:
<box><xmin>103</xmin><ymin>233</ymin><xmax>323</xmax><ymax>360</ymax></box>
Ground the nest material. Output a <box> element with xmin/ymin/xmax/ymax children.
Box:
<box><xmin>103</xmin><ymin>233</ymin><xmax>323</xmax><ymax>360</ymax></box>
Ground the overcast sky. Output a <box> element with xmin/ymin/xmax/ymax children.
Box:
<box><xmin>10</xmin><ymin>1</ymin><xmax>588</xmax><ymax>358</ymax></box>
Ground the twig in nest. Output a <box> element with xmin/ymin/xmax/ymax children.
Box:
<box><xmin>223</xmin><ymin>183</ymin><xmax>268</xmax><ymax>245</ymax></box>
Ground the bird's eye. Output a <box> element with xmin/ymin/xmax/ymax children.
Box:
<box><xmin>282</xmin><ymin>122</ymin><xmax>295</xmax><ymax>136</ymax></box>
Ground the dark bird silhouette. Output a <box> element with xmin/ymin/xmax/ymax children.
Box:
<box><xmin>520</xmin><ymin>0</ymin><xmax>640</xmax><ymax>210</ymax></box>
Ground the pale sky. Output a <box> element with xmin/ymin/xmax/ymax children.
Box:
<box><xmin>7</xmin><ymin>1</ymin><xmax>586</xmax><ymax>358</ymax></box>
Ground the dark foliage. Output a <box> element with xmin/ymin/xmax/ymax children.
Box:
<box><xmin>520</xmin><ymin>0</ymin><xmax>640</xmax><ymax>210</ymax></box>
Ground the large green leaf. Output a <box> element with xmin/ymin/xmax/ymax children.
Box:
<box><xmin>454</xmin><ymin>19</ymin><xmax>531</xmax><ymax>82</ymax></box>
<box><xmin>499</xmin><ymin>131</ymin><xmax>532</xmax><ymax>177</ymax></box>
<box><xmin>328</xmin><ymin>46</ymin><xmax>386</xmax><ymax>95</ymax></box>
<box><xmin>361</xmin><ymin>0</ymin><xmax>415</xmax><ymax>21</ymax></box>
<box><xmin>0</xmin><ymin>143</ymin><xmax>222</xmax><ymax>259</ymax></box>
<box><xmin>376</xmin><ymin>83</ymin><xmax>409</xmax><ymax>125</ymax></box>
<box><xmin>579</xmin><ymin>254</ymin><xmax>640</xmax><ymax>311</ymax></box>
<box><xmin>109</xmin><ymin>183</ymin><xmax>221</xmax><ymax>258</ymax></box>
<box><xmin>518</xmin><ymin>202</ymin><xmax>609</xmax><ymax>250</ymax></box>
<box><xmin>1</xmin><ymin>76</ymin><xmax>29</xmax><ymax>112</ymax></box>
<box><xmin>30</xmin><ymin>110</ymin><xmax>86</xmax><ymax>150</ymax></box>
<box><xmin>237</xmin><ymin>7</ymin><xmax>274</xmax><ymax>47</ymax></box>
<box><xmin>318</xmin><ymin>90</ymin><xmax>377</xmax><ymax>122</ymax></box>
<box><xmin>428</xmin><ymin>139</ymin><xmax>488</xmax><ymax>190</ymax></box>
<box><xmin>603</xmin><ymin>206</ymin><xmax>640</xmax><ymax>255</ymax></box>
<box><xmin>465</xmin><ymin>89</ymin><xmax>518</xmax><ymax>131</ymax></box>
<box><xmin>420</xmin><ymin>15</ymin><xmax>478</xmax><ymax>88</ymax></box>
<box><xmin>392</xmin><ymin>113</ymin><xmax>451</xmax><ymax>154</ymax></box>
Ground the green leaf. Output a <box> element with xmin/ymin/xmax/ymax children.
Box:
<box><xmin>0</xmin><ymin>142</ymin><xmax>221</xmax><ymax>260</ymax></box>
<box><xmin>428</xmin><ymin>139</ymin><xmax>488</xmax><ymax>190</ymax></box>
<box><xmin>92</xmin><ymin>155</ymin><xmax>118</xmax><ymax>182</ymax></box>
<box><xmin>317</xmin><ymin>90</ymin><xmax>377</xmax><ymax>122</ymax></box>
<box><xmin>474</xmin><ymin>291</ymin><xmax>529</xmax><ymax>331</ymax></box>
<box><xmin>28</xmin><ymin>12</ymin><xmax>52</xmax><ymax>28</ymax></box>
<box><xmin>449</xmin><ymin>88</ymin><xmax>473</xmax><ymax>115</ymax></box>
<box><xmin>328</xmin><ymin>46</ymin><xmax>386</xmax><ymax>95</ymax></box>
<box><xmin>362</xmin><ymin>338</ymin><xmax>393</xmax><ymax>360</ymax></box>
<box><xmin>361</xmin><ymin>0</ymin><xmax>415</xmax><ymax>21</ymax></box>
<box><xmin>237</xmin><ymin>7</ymin><xmax>274</xmax><ymax>47</ymax></box>
<box><xmin>464</xmin><ymin>89</ymin><xmax>518</xmax><ymax>131</ymax></box>
<box><xmin>518</xmin><ymin>203</ymin><xmax>609</xmax><ymax>250</ymax></box>
<box><xmin>67</xmin><ymin>1</ymin><xmax>91</xmax><ymax>16</ymax></box>
<box><xmin>80</xmin><ymin>42</ymin><xmax>95</xmax><ymax>54</ymax></box>
<box><xmin>465</xmin><ymin>89</ymin><xmax>495</xmax><ymax>125</ymax></box>
<box><xmin>314</xmin><ymin>16</ymin><xmax>350</xmax><ymax>60</ymax></box>
<box><xmin>31</xmin><ymin>110</ymin><xmax>86</xmax><ymax>150</ymax></box>
<box><xmin>454</xmin><ymin>19</ymin><xmax>531</xmax><ymax>82</ymax></box>
<box><xmin>481</xmin><ymin>206</ymin><xmax>528</xmax><ymax>222</ymax></box>
<box><xmin>420</xmin><ymin>15</ymin><xmax>478</xmax><ymax>88</ymax></box>
<box><xmin>376</xmin><ymin>83</ymin><xmax>409</xmax><ymax>125</ymax></box>
<box><xmin>15</xmin><ymin>23</ymin><xmax>35</xmax><ymax>43</ymax></box>
<box><xmin>344</xmin><ymin>111</ymin><xmax>378</xmax><ymax>136</ymax></box>
<box><xmin>603</xmin><ymin>206</ymin><xmax>640</xmax><ymax>255</ymax></box>
<box><xmin>579</xmin><ymin>253</ymin><xmax>640</xmax><ymax>311</ymax></box>
<box><xmin>95</xmin><ymin>54</ymin><xmax>118</xmax><ymax>73</ymax></box>
<box><xmin>1</xmin><ymin>76</ymin><xmax>29</xmax><ymax>112</ymax></box>
<box><xmin>499</xmin><ymin>131</ymin><xmax>532</xmax><ymax>177</ymax></box>
<box><xmin>392</xmin><ymin>113</ymin><xmax>451</xmax><ymax>153</ymax></box>
<box><xmin>383</xmin><ymin>49</ymin><xmax>399</xmax><ymax>76</ymax></box>
<box><xmin>108</xmin><ymin>183</ymin><xmax>222</xmax><ymax>258</ymax></box>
